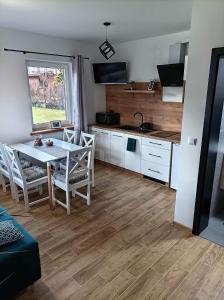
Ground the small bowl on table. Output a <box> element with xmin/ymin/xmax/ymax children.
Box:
<box><xmin>45</xmin><ymin>139</ymin><xmax>54</xmax><ymax>147</ymax></box>
<box><xmin>34</xmin><ymin>135</ymin><xmax>43</xmax><ymax>146</ymax></box>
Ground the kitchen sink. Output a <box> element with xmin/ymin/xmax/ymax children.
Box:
<box><xmin>118</xmin><ymin>125</ymin><xmax>138</xmax><ymax>130</ymax></box>
<box><xmin>116</xmin><ymin>125</ymin><xmax>152</xmax><ymax>133</ymax></box>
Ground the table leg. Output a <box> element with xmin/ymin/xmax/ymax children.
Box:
<box><xmin>47</xmin><ymin>162</ymin><xmax>54</xmax><ymax>210</ymax></box>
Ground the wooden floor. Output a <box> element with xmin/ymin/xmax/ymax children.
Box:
<box><xmin>1</xmin><ymin>162</ymin><xmax>224</xmax><ymax>300</ymax></box>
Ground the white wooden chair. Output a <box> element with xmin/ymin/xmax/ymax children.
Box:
<box><xmin>0</xmin><ymin>143</ymin><xmax>33</xmax><ymax>199</ymax></box>
<box><xmin>4</xmin><ymin>145</ymin><xmax>49</xmax><ymax>210</ymax></box>
<box><xmin>52</xmin><ymin>147</ymin><xmax>92</xmax><ymax>215</ymax></box>
<box><xmin>0</xmin><ymin>143</ymin><xmax>15</xmax><ymax>199</ymax></box>
<box><xmin>51</xmin><ymin>128</ymin><xmax>77</xmax><ymax>171</ymax></box>
<box><xmin>59</xmin><ymin>132</ymin><xmax>96</xmax><ymax>187</ymax></box>
<box><xmin>79</xmin><ymin>132</ymin><xmax>96</xmax><ymax>187</ymax></box>
<box><xmin>63</xmin><ymin>128</ymin><xmax>77</xmax><ymax>143</ymax></box>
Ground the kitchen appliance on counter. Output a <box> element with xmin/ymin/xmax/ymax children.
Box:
<box><xmin>96</xmin><ymin>111</ymin><xmax>120</xmax><ymax>125</ymax></box>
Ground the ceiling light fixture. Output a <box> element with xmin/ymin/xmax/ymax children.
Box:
<box><xmin>99</xmin><ymin>22</ymin><xmax>116</xmax><ymax>60</ymax></box>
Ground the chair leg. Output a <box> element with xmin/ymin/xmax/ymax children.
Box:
<box><xmin>87</xmin><ymin>183</ymin><xmax>91</xmax><ymax>206</ymax></box>
<box><xmin>54</xmin><ymin>162</ymin><xmax>59</xmax><ymax>171</ymax></box>
<box><xmin>91</xmin><ymin>164</ymin><xmax>95</xmax><ymax>188</ymax></box>
<box><xmin>52</xmin><ymin>184</ymin><xmax>56</xmax><ymax>208</ymax></box>
<box><xmin>24</xmin><ymin>189</ymin><xmax>30</xmax><ymax>211</ymax></box>
<box><xmin>9</xmin><ymin>179</ymin><xmax>16</xmax><ymax>201</ymax></box>
<box><xmin>14</xmin><ymin>184</ymin><xmax>20</xmax><ymax>203</ymax></box>
<box><xmin>0</xmin><ymin>174</ymin><xmax>7</xmax><ymax>193</ymax></box>
<box><xmin>39</xmin><ymin>185</ymin><xmax>43</xmax><ymax>195</ymax></box>
<box><xmin>66</xmin><ymin>191</ymin><xmax>71</xmax><ymax>215</ymax></box>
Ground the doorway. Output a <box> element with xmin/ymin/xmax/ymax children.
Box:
<box><xmin>193</xmin><ymin>47</ymin><xmax>224</xmax><ymax>246</ymax></box>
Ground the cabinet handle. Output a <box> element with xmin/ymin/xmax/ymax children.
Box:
<box><xmin>148</xmin><ymin>168</ymin><xmax>160</xmax><ymax>174</ymax></box>
<box><xmin>148</xmin><ymin>153</ymin><xmax>161</xmax><ymax>158</ymax></box>
<box><xmin>149</xmin><ymin>141</ymin><xmax>162</xmax><ymax>146</ymax></box>
<box><xmin>113</xmin><ymin>134</ymin><xmax>123</xmax><ymax>138</ymax></box>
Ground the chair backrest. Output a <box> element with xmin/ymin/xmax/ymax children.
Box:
<box><xmin>63</xmin><ymin>128</ymin><xmax>77</xmax><ymax>144</ymax></box>
<box><xmin>65</xmin><ymin>147</ymin><xmax>92</xmax><ymax>185</ymax></box>
<box><xmin>79</xmin><ymin>132</ymin><xmax>95</xmax><ymax>149</ymax></box>
<box><xmin>0</xmin><ymin>142</ymin><xmax>10</xmax><ymax>175</ymax></box>
<box><xmin>4</xmin><ymin>145</ymin><xmax>26</xmax><ymax>187</ymax></box>
<box><xmin>80</xmin><ymin>132</ymin><xmax>95</xmax><ymax>166</ymax></box>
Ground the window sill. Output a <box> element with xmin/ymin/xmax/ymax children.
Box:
<box><xmin>31</xmin><ymin>125</ymin><xmax>74</xmax><ymax>136</ymax></box>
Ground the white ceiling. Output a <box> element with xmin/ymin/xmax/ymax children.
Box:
<box><xmin>0</xmin><ymin>0</ymin><xmax>192</xmax><ymax>43</ymax></box>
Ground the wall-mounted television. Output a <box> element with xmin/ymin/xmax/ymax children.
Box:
<box><xmin>157</xmin><ymin>63</ymin><xmax>184</xmax><ymax>87</ymax></box>
<box><xmin>93</xmin><ymin>62</ymin><xmax>128</xmax><ymax>84</ymax></box>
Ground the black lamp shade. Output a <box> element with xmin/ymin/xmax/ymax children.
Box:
<box><xmin>99</xmin><ymin>40</ymin><xmax>116</xmax><ymax>60</ymax></box>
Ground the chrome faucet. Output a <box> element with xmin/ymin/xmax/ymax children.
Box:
<box><xmin>134</xmin><ymin>112</ymin><xmax>144</xmax><ymax>128</ymax></box>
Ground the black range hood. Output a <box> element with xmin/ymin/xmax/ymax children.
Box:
<box><xmin>157</xmin><ymin>63</ymin><xmax>184</xmax><ymax>87</ymax></box>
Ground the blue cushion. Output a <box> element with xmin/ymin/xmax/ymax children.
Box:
<box><xmin>0</xmin><ymin>207</ymin><xmax>41</xmax><ymax>299</ymax></box>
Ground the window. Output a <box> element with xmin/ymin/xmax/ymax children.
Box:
<box><xmin>27</xmin><ymin>61</ymin><xmax>71</xmax><ymax>129</ymax></box>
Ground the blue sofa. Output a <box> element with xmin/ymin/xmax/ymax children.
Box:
<box><xmin>0</xmin><ymin>207</ymin><xmax>41</xmax><ymax>299</ymax></box>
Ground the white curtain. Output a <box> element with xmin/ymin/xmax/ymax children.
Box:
<box><xmin>71</xmin><ymin>55</ymin><xmax>88</xmax><ymax>144</ymax></box>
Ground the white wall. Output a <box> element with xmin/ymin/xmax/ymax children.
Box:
<box><xmin>0</xmin><ymin>27</ymin><xmax>191</xmax><ymax>144</ymax></box>
<box><xmin>174</xmin><ymin>0</ymin><xmax>224</xmax><ymax>229</ymax></box>
<box><xmin>111</xmin><ymin>31</ymin><xmax>190</xmax><ymax>81</ymax></box>
<box><xmin>0</xmin><ymin>28</ymin><xmax>105</xmax><ymax>143</ymax></box>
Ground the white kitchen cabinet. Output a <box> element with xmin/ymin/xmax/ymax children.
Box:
<box><xmin>124</xmin><ymin>134</ymin><xmax>141</xmax><ymax>173</ymax></box>
<box><xmin>90</xmin><ymin>126</ymin><xmax>175</xmax><ymax>186</ymax></box>
<box><xmin>89</xmin><ymin>128</ymin><xmax>110</xmax><ymax>162</ymax></box>
<box><xmin>101</xmin><ymin>130</ymin><xmax>111</xmax><ymax>163</ymax></box>
<box><xmin>141</xmin><ymin>145</ymin><xmax>171</xmax><ymax>166</ymax></box>
<box><xmin>142</xmin><ymin>137</ymin><xmax>171</xmax><ymax>150</ymax></box>
<box><xmin>141</xmin><ymin>137</ymin><xmax>171</xmax><ymax>183</ymax></box>
<box><xmin>170</xmin><ymin>143</ymin><xmax>181</xmax><ymax>190</ymax></box>
<box><xmin>110</xmin><ymin>132</ymin><xmax>125</xmax><ymax>167</ymax></box>
<box><xmin>141</xmin><ymin>160</ymin><xmax>170</xmax><ymax>182</ymax></box>
<box><xmin>89</xmin><ymin>128</ymin><xmax>101</xmax><ymax>160</ymax></box>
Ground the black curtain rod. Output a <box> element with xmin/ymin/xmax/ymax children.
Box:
<box><xmin>3</xmin><ymin>48</ymin><xmax>89</xmax><ymax>60</ymax></box>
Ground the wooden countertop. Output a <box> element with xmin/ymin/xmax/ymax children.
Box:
<box><xmin>89</xmin><ymin>124</ymin><xmax>181</xmax><ymax>144</ymax></box>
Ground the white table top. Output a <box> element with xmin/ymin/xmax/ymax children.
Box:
<box><xmin>12</xmin><ymin>138</ymin><xmax>83</xmax><ymax>163</ymax></box>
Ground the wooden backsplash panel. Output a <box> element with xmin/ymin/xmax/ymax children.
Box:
<box><xmin>106</xmin><ymin>82</ymin><xmax>183</xmax><ymax>132</ymax></box>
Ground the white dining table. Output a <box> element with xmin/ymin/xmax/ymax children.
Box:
<box><xmin>12</xmin><ymin>138</ymin><xmax>83</xmax><ymax>210</ymax></box>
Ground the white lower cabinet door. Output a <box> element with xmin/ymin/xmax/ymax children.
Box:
<box><xmin>102</xmin><ymin>131</ymin><xmax>111</xmax><ymax>163</ymax></box>
<box><xmin>110</xmin><ymin>132</ymin><xmax>125</xmax><ymax>167</ymax></box>
<box><xmin>141</xmin><ymin>145</ymin><xmax>171</xmax><ymax>166</ymax></box>
<box><xmin>89</xmin><ymin>128</ymin><xmax>110</xmax><ymax>162</ymax></box>
<box><xmin>89</xmin><ymin>129</ymin><xmax>102</xmax><ymax>160</ymax></box>
<box><xmin>141</xmin><ymin>160</ymin><xmax>170</xmax><ymax>182</ymax></box>
<box><xmin>124</xmin><ymin>134</ymin><xmax>141</xmax><ymax>172</ymax></box>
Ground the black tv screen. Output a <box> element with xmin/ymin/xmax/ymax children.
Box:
<box><xmin>157</xmin><ymin>63</ymin><xmax>184</xmax><ymax>87</ymax></box>
<box><xmin>93</xmin><ymin>62</ymin><xmax>128</xmax><ymax>84</ymax></box>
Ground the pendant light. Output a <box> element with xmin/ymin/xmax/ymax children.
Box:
<box><xmin>99</xmin><ymin>22</ymin><xmax>116</xmax><ymax>60</ymax></box>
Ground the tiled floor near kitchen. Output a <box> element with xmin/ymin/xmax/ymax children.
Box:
<box><xmin>1</xmin><ymin>162</ymin><xmax>224</xmax><ymax>300</ymax></box>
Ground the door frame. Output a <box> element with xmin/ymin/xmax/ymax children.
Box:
<box><xmin>193</xmin><ymin>47</ymin><xmax>224</xmax><ymax>235</ymax></box>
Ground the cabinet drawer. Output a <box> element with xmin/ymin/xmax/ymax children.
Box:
<box><xmin>142</xmin><ymin>137</ymin><xmax>171</xmax><ymax>150</ymax></box>
<box><xmin>141</xmin><ymin>160</ymin><xmax>170</xmax><ymax>182</ymax></box>
<box><xmin>141</xmin><ymin>145</ymin><xmax>171</xmax><ymax>166</ymax></box>
<box><xmin>111</xmin><ymin>132</ymin><xmax>124</xmax><ymax>138</ymax></box>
